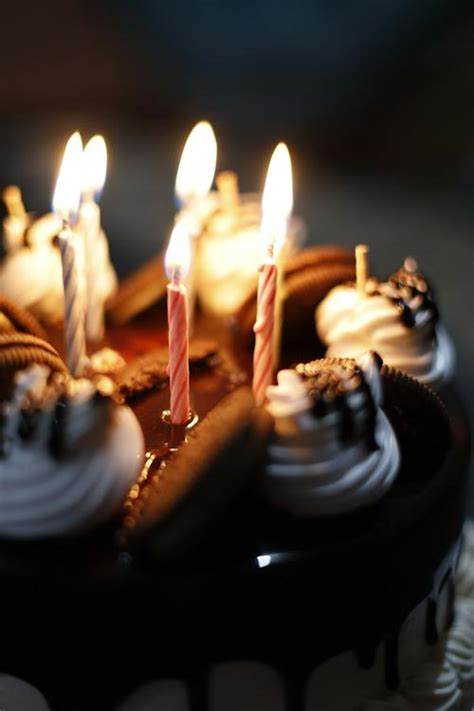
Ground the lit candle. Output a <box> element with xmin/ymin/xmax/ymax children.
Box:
<box><xmin>165</xmin><ymin>221</ymin><xmax>192</xmax><ymax>425</ymax></box>
<box><xmin>253</xmin><ymin>143</ymin><xmax>293</xmax><ymax>407</ymax></box>
<box><xmin>52</xmin><ymin>132</ymin><xmax>86</xmax><ymax>377</ymax></box>
<box><xmin>79</xmin><ymin>135</ymin><xmax>107</xmax><ymax>342</ymax></box>
<box><xmin>174</xmin><ymin>121</ymin><xmax>217</xmax><ymax>328</ymax></box>
<box><xmin>175</xmin><ymin>120</ymin><xmax>217</xmax><ymax>232</ymax></box>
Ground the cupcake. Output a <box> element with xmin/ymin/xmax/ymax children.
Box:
<box><xmin>316</xmin><ymin>254</ymin><xmax>455</xmax><ymax>387</ymax></box>
<box><xmin>264</xmin><ymin>352</ymin><xmax>400</xmax><ymax>517</ymax></box>
<box><xmin>0</xmin><ymin>365</ymin><xmax>144</xmax><ymax>539</ymax></box>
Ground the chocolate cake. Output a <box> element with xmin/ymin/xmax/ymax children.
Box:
<box><xmin>0</xmin><ymin>281</ymin><xmax>470</xmax><ymax>711</ymax></box>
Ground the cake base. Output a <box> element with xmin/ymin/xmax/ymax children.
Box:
<box><xmin>0</xmin><ymin>307</ymin><xmax>470</xmax><ymax>711</ymax></box>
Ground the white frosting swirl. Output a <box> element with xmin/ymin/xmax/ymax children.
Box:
<box><xmin>455</xmin><ymin>522</ymin><xmax>474</xmax><ymax>601</ymax></box>
<box><xmin>402</xmin><ymin>659</ymin><xmax>462</xmax><ymax>710</ymax></box>
<box><xmin>445</xmin><ymin>607</ymin><xmax>474</xmax><ymax>704</ymax></box>
<box><xmin>264</xmin><ymin>358</ymin><xmax>400</xmax><ymax>517</ymax></box>
<box><xmin>0</xmin><ymin>214</ymin><xmax>117</xmax><ymax>324</ymax></box>
<box><xmin>0</xmin><ymin>366</ymin><xmax>144</xmax><ymax>539</ymax></box>
<box><xmin>316</xmin><ymin>285</ymin><xmax>455</xmax><ymax>386</ymax></box>
<box><xmin>195</xmin><ymin>194</ymin><xmax>305</xmax><ymax>316</ymax></box>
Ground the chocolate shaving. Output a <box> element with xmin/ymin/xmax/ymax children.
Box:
<box><xmin>296</xmin><ymin>356</ymin><xmax>377</xmax><ymax>445</ymax></box>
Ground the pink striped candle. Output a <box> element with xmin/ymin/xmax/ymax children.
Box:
<box><xmin>252</xmin><ymin>259</ymin><xmax>277</xmax><ymax>407</ymax></box>
<box><xmin>165</xmin><ymin>221</ymin><xmax>191</xmax><ymax>425</ymax></box>
<box><xmin>252</xmin><ymin>143</ymin><xmax>292</xmax><ymax>407</ymax></box>
<box><xmin>167</xmin><ymin>278</ymin><xmax>190</xmax><ymax>424</ymax></box>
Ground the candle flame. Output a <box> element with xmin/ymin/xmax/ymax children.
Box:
<box><xmin>52</xmin><ymin>132</ymin><xmax>83</xmax><ymax>219</ymax></box>
<box><xmin>81</xmin><ymin>135</ymin><xmax>107</xmax><ymax>196</ymax></box>
<box><xmin>175</xmin><ymin>121</ymin><xmax>217</xmax><ymax>205</ymax></box>
<box><xmin>261</xmin><ymin>143</ymin><xmax>293</xmax><ymax>256</ymax></box>
<box><xmin>165</xmin><ymin>220</ymin><xmax>192</xmax><ymax>282</ymax></box>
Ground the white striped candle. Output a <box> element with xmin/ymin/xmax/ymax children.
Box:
<box><xmin>59</xmin><ymin>225</ymin><xmax>86</xmax><ymax>377</ymax></box>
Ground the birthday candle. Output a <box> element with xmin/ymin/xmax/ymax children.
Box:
<box><xmin>58</xmin><ymin>228</ymin><xmax>86</xmax><ymax>376</ymax></box>
<box><xmin>253</xmin><ymin>252</ymin><xmax>277</xmax><ymax>407</ymax></box>
<box><xmin>252</xmin><ymin>143</ymin><xmax>292</xmax><ymax>406</ymax></box>
<box><xmin>52</xmin><ymin>132</ymin><xmax>86</xmax><ymax>377</ymax></box>
<box><xmin>165</xmin><ymin>221</ymin><xmax>191</xmax><ymax>425</ymax></box>
<box><xmin>79</xmin><ymin>135</ymin><xmax>108</xmax><ymax>342</ymax></box>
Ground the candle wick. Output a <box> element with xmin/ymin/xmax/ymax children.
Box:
<box><xmin>62</xmin><ymin>217</ymin><xmax>69</xmax><ymax>231</ymax></box>
<box><xmin>172</xmin><ymin>268</ymin><xmax>181</xmax><ymax>286</ymax></box>
<box><xmin>267</xmin><ymin>241</ymin><xmax>274</xmax><ymax>261</ymax></box>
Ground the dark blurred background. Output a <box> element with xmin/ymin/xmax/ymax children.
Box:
<box><xmin>0</xmin><ymin>0</ymin><xmax>472</xmax><ymax>498</ymax></box>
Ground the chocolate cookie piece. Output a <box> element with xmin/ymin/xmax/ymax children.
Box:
<box><xmin>116</xmin><ymin>338</ymin><xmax>220</xmax><ymax>400</ymax></box>
<box><xmin>0</xmin><ymin>333</ymin><xmax>67</xmax><ymax>400</ymax></box>
<box><xmin>237</xmin><ymin>245</ymin><xmax>355</xmax><ymax>352</ymax></box>
<box><xmin>133</xmin><ymin>386</ymin><xmax>271</xmax><ymax>559</ymax></box>
<box><xmin>106</xmin><ymin>252</ymin><xmax>167</xmax><ymax>325</ymax></box>
<box><xmin>0</xmin><ymin>298</ymin><xmax>47</xmax><ymax>340</ymax></box>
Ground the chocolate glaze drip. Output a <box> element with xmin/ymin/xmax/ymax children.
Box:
<box><xmin>447</xmin><ymin>578</ymin><xmax>455</xmax><ymax>629</ymax></box>
<box><xmin>384</xmin><ymin>634</ymin><xmax>400</xmax><ymax>689</ymax></box>
<box><xmin>425</xmin><ymin>597</ymin><xmax>439</xmax><ymax>646</ymax></box>
<box><xmin>367</xmin><ymin>261</ymin><xmax>439</xmax><ymax>331</ymax></box>
<box><xmin>354</xmin><ymin>643</ymin><xmax>377</xmax><ymax>670</ymax></box>
<box><xmin>18</xmin><ymin>408</ymin><xmax>38</xmax><ymax>442</ymax></box>
<box><xmin>49</xmin><ymin>394</ymin><xmax>68</xmax><ymax>458</ymax></box>
<box><xmin>283</xmin><ymin>673</ymin><xmax>307</xmax><ymax>711</ymax></box>
<box><xmin>354</xmin><ymin>563</ymin><xmax>457</xmax><ymax>691</ymax></box>
<box><xmin>295</xmin><ymin>358</ymin><xmax>377</xmax><ymax>449</ymax></box>
<box><xmin>187</xmin><ymin>668</ymin><xmax>209</xmax><ymax>711</ymax></box>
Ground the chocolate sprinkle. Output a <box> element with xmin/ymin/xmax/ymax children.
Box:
<box><xmin>367</xmin><ymin>262</ymin><xmax>439</xmax><ymax>331</ymax></box>
<box><xmin>296</xmin><ymin>357</ymin><xmax>377</xmax><ymax>446</ymax></box>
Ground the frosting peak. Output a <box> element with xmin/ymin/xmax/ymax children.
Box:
<box><xmin>264</xmin><ymin>355</ymin><xmax>400</xmax><ymax>517</ymax></box>
<box><xmin>0</xmin><ymin>365</ymin><xmax>144</xmax><ymax>539</ymax></box>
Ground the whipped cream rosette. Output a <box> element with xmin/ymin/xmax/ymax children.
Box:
<box><xmin>0</xmin><ymin>365</ymin><xmax>144</xmax><ymax>539</ymax></box>
<box><xmin>316</xmin><ymin>258</ymin><xmax>455</xmax><ymax>386</ymax></box>
<box><xmin>264</xmin><ymin>352</ymin><xmax>400</xmax><ymax>517</ymax></box>
<box><xmin>195</xmin><ymin>187</ymin><xmax>305</xmax><ymax>317</ymax></box>
<box><xmin>0</xmin><ymin>212</ymin><xmax>117</xmax><ymax>325</ymax></box>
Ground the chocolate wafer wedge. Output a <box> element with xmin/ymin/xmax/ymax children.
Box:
<box><xmin>133</xmin><ymin>386</ymin><xmax>271</xmax><ymax>559</ymax></box>
<box><xmin>116</xmin><ymin>338</ymin><xmax>221</xmax><ymax>400</ymax></box>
